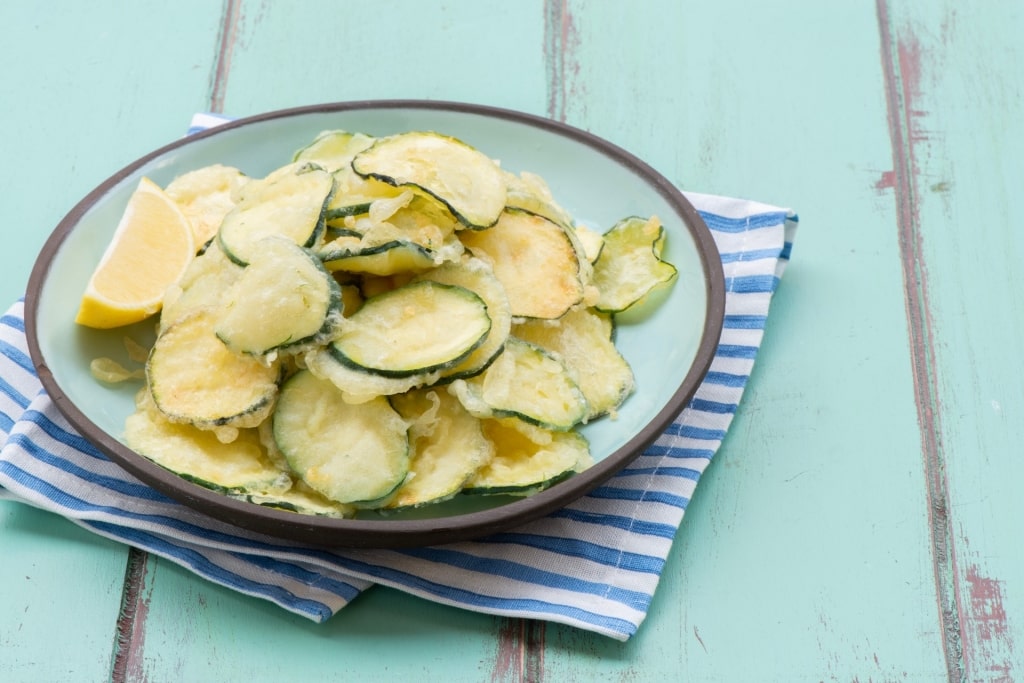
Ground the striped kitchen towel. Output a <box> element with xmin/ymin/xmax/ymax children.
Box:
<box><xmin>0</xmin><ymin>114</ymin><xmax>797</xmax><ymax>640</ymax></box>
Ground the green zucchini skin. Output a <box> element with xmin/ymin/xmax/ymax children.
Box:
<box><xmin>351</xmin><ymin>131</ymin><xmax>507</xmax><ymax>230</ymax></box>
<box><xmin>272</xmin><ymin>370</ymin><xmax>410</xmax><ymax>506</ymax></box>
<box><xmin>448</xmin><ymin>337</ymin><xmax>589</xmax><ymax>431</ymax></box>
<box><xmin>329</xmin><ymin>280</ymin><xmax>492</xmax><ymax>378</ymax></box>
<box><xmin>513</xmin><ymin>305</ymin><xmax>634</xmax><ymax>420</ymax></box>
<box><xmin>147</xmin><ymin>308</ymin><xmax>281</xmax><ymax>430</ymax></box>
<box><xmin>319</xmin><ymin>238</ymin><xmax>438</xmax><ymax>276</ymax></box>
<box><xmin>215</xmin><ymin>236</ymin><xmax>343</xmax><ymax>357</ymax></box>
<box><xmin>459</xmin><ymin>208</ymin><xmax>585</xmax><ymax>320</ymax></box>
<box><xmin>592</xmin><ymin>215</ymin><xmax>679</xmax><ymax>313</ymax></box>
<box><xmin>217</xmin><ymin>162</ymin><xmax>334</xmax><ymax>267</ymax></box>
<box><xmin>462</xmin><ymin>419</ymin><xmax>591</xmax><ymax>496</ymax></box>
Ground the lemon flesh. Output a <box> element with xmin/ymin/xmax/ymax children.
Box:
<box><xmin>76</xmin><ymin>177</ymin><xmax>196</xmax><ymax>329</ymax></box>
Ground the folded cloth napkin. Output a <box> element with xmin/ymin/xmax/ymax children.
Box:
<box><xmin>0</xmin><ymin>113</ymin><xmax>797</xmax><ymax>640</ymax></box>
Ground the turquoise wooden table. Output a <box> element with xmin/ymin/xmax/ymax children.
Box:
<box><xmin>2</xmin><ymin>2</ymin><xmax>1022</xmax><ymax>681</ymax></box>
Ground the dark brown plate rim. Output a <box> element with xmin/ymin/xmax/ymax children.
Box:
<box><xmin>24</xmin><ymin>100</ymin><xmax>725</xmax><ymax>548</ymax></box>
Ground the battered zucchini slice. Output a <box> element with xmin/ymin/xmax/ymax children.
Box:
<box><xmin>125</xmin><ymin>394</ymin><xmax>289</xmax><ymax>495</ymax></box>
<box><xmin>320</xmin><ymin>235</ymin><xmax>440</xmax><ymax>275</ymax></box>
<box><xmin>320</xmin><ymin>192</ymin><xmax>464</xmax><ymax>275</ymax></box>
<box><xmin>304</xmin><ymin>347</ymin><xmax>441</xmax><ymax>404</ymax></box>
<box><xmin>160</xmin><ymin>240</ymin><xmax>243</xmax><ymax>330</ymax></box>
<box><xmin>215</xmin><ymin>236</ymin><xmax>342</xmax><ymax>356</ymax></box>
<box><xmin>237</xmin><ymin>481</ymin><xmax>356</xmax><ymax>518</ymax></box>
<box><xmin>448</xmin><ymin>337</ymin><xmax>588</xmax><ymax>431</ymax></box>
<box><xmin>592</xmin><ymin>216</ymin><xmax>678</xmax><ymax>313</ymax></box>
<box><xmin>513</xmin><ymin>306</ymin><xmax>634</xmax><ymax>419</ymax></box>
<box><xmin>352</xmin><ymin>131</ymin><xmax>506</xmax><ymax>229</ymax></box>
<box><xmin>459</xmin><ymin>209</ymin><xmax>585</xmax><ymax>319</ymax></box>
<box><xmin>164</xmin><ymin>164</ymin><xmax>249</xmax><ymax>247</ymax></box>
<box><xmin>292</xmin><ymin>129</ymin><xmax>376</xmax><ymax>172</ymax></box>
<box><xmin>218</xmin><ymin>162</ymin><xmax>334</xmax><ymax>266</ymax></box>
<box><xmin>413</xmin><ymin>255</ymin><xmax>512</xmax><ymax>381</ymax></box>
<box><xmin>325</xmin><ymin>173</ymin><xmax>405</xmax><ymax>223</ymax></box>
<box><xmin>387</xmin><ymin>388</ymin><xmax>494</xmax><ymax>509</ymax></box>
<box><xmin>148</xmin><ymin>308</ymin><xmax>280</xmax><ymax>429</ymax></box>
<box><xmin>330</xmin><ymin>280</ymin><xmax>492</xmax><ymax>378</ymax></box>
<box><xmin>573</xmin><ymin>224</ymin><xmax>605</xmax><ymax>264</ymax></box>
<box><xmin>273</xmin><ymin>370</ymin><xmax>410</xmax><ymax>506</ymax></box>
<box><xmin>463</xmin><ymin>419</ymin><xmax>591</xmax><ymax>495</ymax></box>
<box><xmin>503</xmin><ymin>170</ymin><xmax>575</xmax><ymax>230</ymax></box>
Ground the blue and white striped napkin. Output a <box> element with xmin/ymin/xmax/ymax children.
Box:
<box><xmin>0</xmin><ymin>114</ymin><xmax>797</xmax><ymax>640</ymax></box>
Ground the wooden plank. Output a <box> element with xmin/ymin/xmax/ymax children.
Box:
<box><xmin>207</xmin><ymin>0</ymin><xmax>549</xmax><ymax>117</ymax></box>
<box><xmin>879</xmin><ymin>1</ymin><xmax>1024</xmax><ymax>679</ymax></box>
<box><xmin>0</xmin><ymin>2</ymin><xmax>231</xmax><ymax>681</ymax></box>
<box><xmin>113</xmin><ymin>558</ymin><xmax>518</xmax><ymax>682</ymax></box>
<box><xmin>0</xmin><ymin>1</ymin><xmax>227</xmax><ymax>306</ymax></box>
<box><xmin>540</xmin><ymin>1</ymin><xmax>952</xmax><ymax>680</ymax></box>
<box><xmin>0</xmin><ymin>504</ymin><xmax>127</xmax><ymax>681</ymax></box>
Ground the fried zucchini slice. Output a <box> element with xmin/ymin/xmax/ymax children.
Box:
<box><xmin>352</xmin><ymin>131</ymin><xmax>506</xmax><ymax>229</ymax></box>
<box><xmin>592</xmin><ymin>216</ymin><xmax>678</xmax><ymax>313</ymax></box>
<box><xmin>215</xmin><ymin>236</ymin><xmax>342</xmax><ymax>357</ymax></box>
<box><xmin>273</xmin><ymin>370</ymin><xmax>410</xmax><ymax>506</ymax></box>
<box><xmin>448</xmin><ymin>337</ymin><xmax>588</xmax><ymax>431</ymax></box>
<box><xmin>147</xmin><ymin>308</ymin><xmax>280</xmax><ymax>429</ymax></box>
<box><xmin>463</xmin><ymin>418</ymin><xmax>591</xmax><ymax>495</ymax></box>
<box><xmin>218</xmin><ymin>162</ymin><xmax>333</xmax><ymax>266</ymax></box>
<box><xmin>513</xmin><ymin>306</ymin><xmax>634</xmax><ymax>419</ymax></box>
<box><xmin>387</xmin><ymin>388</ymin><xmax>494</xmax><ymax>509</ymax></box>
<box><xmin>459</xmin><ymin>209</ymin><xmax>585</xmax><ymax>320</ymax></box>
<box><xmin>330</xmin><ymin>280</ymin><xmax>491</xmax><ymax>378</ymax></box>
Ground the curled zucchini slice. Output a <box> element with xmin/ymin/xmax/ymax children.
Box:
<box><xmin>352</xmin><ymin>131</ymin><xmax>507</xmax><ymax>229</ymax></box>
<box><xmin>319</xmin><ymin>233</ymin><xmax>453</xmax><ymax>276</ymax></box>
<box><xmin>513</xmin><ymin>306</ymin><xmax>634</xmax><ymax>420</ymax></box>
<box><xmin>463</xmin><ymin>419</ymin><xmax>591</xmax><ymax>496</ymax></box>
<box><xmin>503</xmin><ymin>170</ymin><xmax>575</xmax><ymax>230</ymax></box>
<box><xmin>292</xmin><ymin>129</ymin><xmax>376</xmax><ymax>172</ymax></box>
<box><xmin>448</xmin><ymin>337</ymin><xmax>588</xmax><ymax>431</ymax></box>
<box><xmin>592</xmin><ymin>216</ymin><xmax>678</xmax><ymax>313</ymax></box>
<box><xmin>273</xmin><ymin>370</ymin><xmax>410</xmax><ymax>506</ymax></box>
<box><xmin>325</xmin><ymin>172</ymin><xmax>405</xmax><ymax>223</ymax></box>
<box><xmin>387</xmin><ymin>388</ymin><xmax>494</xmax><ymax>509</ymax></box>
<box><xmin>218</xmin><ymin>162</ymin><xmax>334</xmax><ymax>266</ymax></box>
<box><xmin>125</xmin><ymin>393</ymin><xmax>289</xmax><ymax>495</ymax></box>
<box><xmin>148</xmin><ymin>308</ymin><xmax>280</xmax><ymax>429</ymax></box>
<box><xmin>331</xmin><ymin>280</ymin><xmax>491</xmax><ymax>378</ymax></box>
<box><xmin>459</xmin><ymin>209</ymin><xmax>585</xmax><ymax>320</ymax></box>
<box><xmin>215</xmin><ymin>236</ymin><xmax>342</xmax><ymax>357</ymax></box>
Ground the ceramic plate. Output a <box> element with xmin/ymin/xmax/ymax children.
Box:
<box><xmin>25</xmin><ymin>101</ymin><xmax>724</xmax><ymax>547</ymax></box>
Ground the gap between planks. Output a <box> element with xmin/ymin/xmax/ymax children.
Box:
<box><xmin>875</xmin><ymin>1</ymin><xmax>964</xmax><ymax>680</ymax></box>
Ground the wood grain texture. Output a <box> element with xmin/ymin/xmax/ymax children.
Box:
<box><xmin>880</xmin><ymin>1</ymin><xmax>1024</xmax><ymax>679</ymax></box>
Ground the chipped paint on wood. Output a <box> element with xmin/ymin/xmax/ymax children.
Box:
<box><xmin>491</xmin><ymin>619</ymin><xmax>545</xmax><ymax>682</ymax></box>
<box><xmin>209</xmin><ymin>0</ymin><xmax>243</xmax><ymax>113</ymax></box>
<box><xmin>963</xmin><ymin>556</ymin><xmax>1015</xmax><ymax>681</ymax></box>
<box><xmin>110</xmin><ymin>549</ymin><xmax>152</xmax><ymax>683</ymax></box>
<box><xmin>543</xmin><ymin>0</ymin><xmax>582</xmax><ymax>123</ymax></box>
<box><xmin>875</xmin><ymin>2</ymin><xmax>964</xmax><ymax>680</ymax></box>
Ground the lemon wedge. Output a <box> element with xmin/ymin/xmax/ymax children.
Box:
<box><xmin>75</xmin><ymin>177</ymin><xmax>196</xmax><ymax>329</ymax></box>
